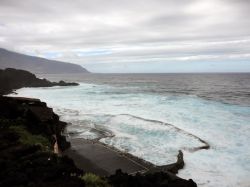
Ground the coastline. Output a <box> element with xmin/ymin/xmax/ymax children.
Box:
<box><xmin>3</xmin><ymin>95</ymin><xmax>187</xmax><ymax>175</ymax></box>
<box><xmin>1</xmin><ymin>95</ymin><xmax>197</xmax><ymax>187</ymax></box>
<box><xmin>63</xmin><ymin>134</ymin><xmax>186</xmax><ymax>177</ymax></box>
<box><xmin>0</xmin><ymin>68</ymin><xmax>198</xmax><ymax>186</ymax></box>
<box><xmin>0</xmin><ymin>68</ymin><xmax>182</xmax><ymax>174</ymax></box>
<box><xmin>62</xmin><ymin>114</ymin><xmax>190</xmax><ymax>176</ymax></box>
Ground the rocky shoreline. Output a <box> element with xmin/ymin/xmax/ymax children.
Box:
<box><xmin>0</xmin><ymin>96</ymin><xmax>197</xmax><ymax>187</ymax></box>
<box><xmin>0</xmin><ymin>68</ymin><xmax>198</xmax><ymax>187</ymax></box>
<box><xmin>0</xmin><ymin>68</ymin><xmax>78</xmax><ymax>95</ymax></box>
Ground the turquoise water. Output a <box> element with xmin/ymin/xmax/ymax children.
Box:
<box><xmin>9</xmin><ymin>74</ymin><xmax>250</xmax><ymax>187</ymax></box>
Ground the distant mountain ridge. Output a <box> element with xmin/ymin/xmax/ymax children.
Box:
<box><xmin>0</xmin><ymin>48</ymin><xmax>89</xmax><ymax>74</ymax></box>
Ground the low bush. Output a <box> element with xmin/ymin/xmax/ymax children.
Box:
<box><xmin>81</xmin><ymin>173</ymin><xmax>109</xmax><ymax>187</ymax></box>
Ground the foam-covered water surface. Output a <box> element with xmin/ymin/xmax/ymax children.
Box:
<box><xmin>10</xmin><ymin>76</ymin><xmax>250</xmax><ymax>187</ymax></box>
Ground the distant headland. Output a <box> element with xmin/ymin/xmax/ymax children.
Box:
<box><xmin>0</xmin><ymin>48</ymin><xmax>89</xmax><ymax>74</ymax></box>
<box><xmin>0</xmin><ymin>68</ymin><xmax>79</xmax><ymax>95</ymax></box>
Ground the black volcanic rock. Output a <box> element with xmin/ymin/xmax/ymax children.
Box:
<box><xmin>0</xmin><ymin>68</ymin><xmax>79</xmax><ymax>95</ymax></box>
<box><xmin>0</xmin><ymin>96</ymin><xmax>84</xmax><ymax>187</ymax></box>
<box><xmin>0</xmin><ymin>48</ymin><xmax>89</xmax><ymax>74</ymax></box>
<box><xmin>57</xmin><ymin>80</ymin><xmax>79</xmax><ymax>86</ymax></box>
<box><xmin>108</xmin><ymin>169</ymin><xmax>197</xmax><ymax>187</ymax></box>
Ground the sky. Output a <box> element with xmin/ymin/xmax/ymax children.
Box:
<box><xmin>0</xmin><ymin>0</ymin><xmax>250</xmax><ymax>73</ymax></box>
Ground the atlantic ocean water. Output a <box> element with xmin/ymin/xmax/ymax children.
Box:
<box><xmin>10</xmin><ymin>73</ymin><xmax>250</xmax><ymax>187</ymax></box>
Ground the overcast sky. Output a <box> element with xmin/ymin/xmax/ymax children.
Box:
<box><xmin>0</xmin><ymin>0</ymin><xmax>250</xmax><ymax>73</ymax></box>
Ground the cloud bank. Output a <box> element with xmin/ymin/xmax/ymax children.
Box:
<box><xmin>0</xmin><ymin>0</ymin><xmax>250</xmax><ymax>72</ymax></box>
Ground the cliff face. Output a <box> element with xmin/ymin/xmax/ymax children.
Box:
<box><xmin>0</xmin><ymin>97</ymin><xmax>70</xmax><ymax>151</ymax></box>
<box><xmin>0</xmin><ymin>96</ymin><xmax>85</xmax><ymax>187</ymax></box>
<box><xmin>0</xmin><ymin>48</ymin><xmax>89</xmax><ymax>74</ymax></box>
<box><xmin>0</xmin><ymin>68</ymin><xmax>79</xmax><ymax>95</ymax></box>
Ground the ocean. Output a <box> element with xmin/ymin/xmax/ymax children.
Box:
<box><xmin>10</xmin><ymin>73</ymin><xmax>250</xmax><ymax>187</ymax></box>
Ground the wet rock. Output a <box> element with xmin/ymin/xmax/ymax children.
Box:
<box><xmin>147</xmin><ymin>150</ymin><xmax>184</xmax><ymax>174</ymax></box>
<box><xmin>108</xmin><ymin>169</ymin><xmax>197</xmax><ymax>187</ymax></box>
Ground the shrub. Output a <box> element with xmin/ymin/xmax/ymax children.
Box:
<box><xmin>81</xmin><ymin>173</ymin><xmax>109</xmax><ymax>187</ymax></box>
<box><xmin>10</xmin><ymin>125</ymin><xmax>50</xmax><ymax>150</ymax></box>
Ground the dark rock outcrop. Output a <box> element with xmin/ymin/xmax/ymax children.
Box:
<box><xmin>0</xmin><ymin>68</ymin><xmax>79</xmax><ymax>95</ymax></box>
<box><xmin>0</xmin><ymin>96</ymin><xmax>85</xmax><ymax>187</ymax></box>
<box><xmin>108</xmin><ymin>169</ymin><xmax>197</xmax><ymax>187</ymax></box>
<box><xmin>0</xmin><ymin>96</ymin><xmax>70</xmax><ymax>152</ymax></box>
<box><xmin>147</xmin><ymin>150</ymin><xmax>185</xmax><ymax>174</ymax></box>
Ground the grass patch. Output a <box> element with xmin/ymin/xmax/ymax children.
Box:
<box><xmin>9</xmin><ymin>125</ymin><xmax>50</xmax><ymax>150</ymax></box>
<box><xmin>81</xmin><ymin>173</ymin><xmax>110</xmax><ymax>187</ymax></box>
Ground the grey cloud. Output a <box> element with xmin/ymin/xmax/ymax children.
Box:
<box><xmin>0</xmin><ymin>0</ymin><xmax>249</xmax><ymax>72</ymax></box>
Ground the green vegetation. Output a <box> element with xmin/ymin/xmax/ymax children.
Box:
<box><xmin>81</xmin><ymin>173</ymin><xmax>110</xmax><ymax>187</ymax></box>
<box><xmin>10</xmin><ymin>125</ymin><xmax>50</xmax><ymax>150</ymax></box>
<box><xmin>0</xmin><ymin>118</ymin><xmax>85</xmax><ymax>186</ymax></box>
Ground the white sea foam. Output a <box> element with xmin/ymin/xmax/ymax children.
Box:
<box><xmin>9</xmin><ymin>83</ymin><xmax>250</xmax><ymax>187</ymax></box>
